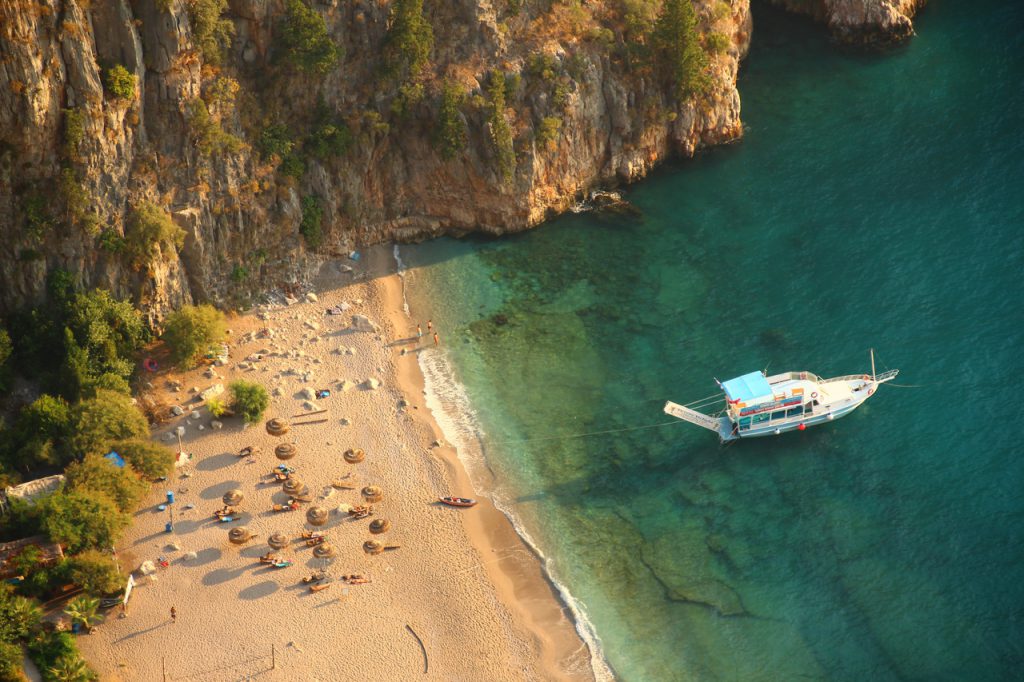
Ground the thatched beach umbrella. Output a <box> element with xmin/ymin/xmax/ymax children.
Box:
<box><xmin>275</xmin><ymin>443</ymin><xmax>298</xmax><ymax>461</ymax></box>
<box><xmin>266</xmin><ymin>418</ymin><xmax>290</xmax><ymax>436</ymax></box>
<box><xmin>228</xmin><ymin>527</ymin><xmax>253</xmax><ymax>545</ymax></box>
<box><xmin>268</xmin><ymin>531</ymin><xmax>288</xmax><ymax>550</ymax></box>
<box><xmin>368</xmin><ymin>518</ymin><xmax>391</xmax><ymax>535</ymax></box>
<box><xmin>363</xmin><ymin>539</ymin><xmax>384</xmax><ymax>555</ymax></box>
<box><xmin>222</xmin><ymin>489</ymin><xmax>244</xmax><ymax>506</ymax></box>
<box><xmin>306</xmin><ymin>505</ymin><xmax>329</xmax><ymax>527</ymax></box>
<box><xmin>282</xmin><ymin>476</ymin><xmax>306</xmax><ymax>496</ymax></box>
<box><xmin>343</xmin><ymin>448</ymin><xmax>365</xmax><ymax>464</ymax></box>
<box><xmin>312</xmin><ymin>542</ymin><xmax>336</xmax><ymax>559</ymax></box>
<box><xmin>361</xmin><ymin>485</ymin><xmax>383</xmax><ymax>504</ymax></box>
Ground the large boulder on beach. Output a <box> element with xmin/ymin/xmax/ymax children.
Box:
<box><xmin>351</xmin><ymin>315</ymin><xmax>378</xmax><ymax>333</ymax></box>
<box><xmin>300</xmin><ymin>387</ymin><xmax>316</xmax><ymax>401</ymax></box>
<box><xmin>363</xmin><ymin>378</ymin><xmax>381</xmax><ymax>390</ymax></box>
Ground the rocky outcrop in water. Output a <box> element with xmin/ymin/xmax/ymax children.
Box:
<box><xmin>0</xmin><ymin>0</ymin><xmax>752</xmax><ymax>317</ymax></box>
<box><xmin>768</xmin><ymin>0</ymin><xmax>927</xmax><ymax>43</ymax></box>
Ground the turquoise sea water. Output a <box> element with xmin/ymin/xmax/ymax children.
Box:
<box><xmin>402</xmin><ymin>2</ymin><xmax>1024</xmax><ymax>679</ymax></box>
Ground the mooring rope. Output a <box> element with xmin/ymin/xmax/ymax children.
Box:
<box><xmin>489</xmin><ymin>418</ymin><xmax>686</xmax><ymax>445</ymax></box>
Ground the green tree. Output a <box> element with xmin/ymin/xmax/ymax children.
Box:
<box><xmin>536</xmin><ymin>116</ymin><xmax>562</xmax><ymax>149</ymax></box>
<box><xmin>102</xmin><ymin>65</ymin><xmax>135</xmax><ymax>100</ymax></box>
<box><xmin>63</xmin><ymin>596</ymin><xmax>101</xmax><ymax>634</ymax></box>
<box><xmin>277</xmin><ymin>0</ymin><xmax>340</xmax><ymax>74</ymax></box>
<box><xmin>9</xmin><ymin>395</ymin><xmax>73</xmax><ymax>468</ymax></box>
<box><xmin>0</xmin><ymin>586</ymin><xmax>42</xmax><ymax>642</ymax></box>
<box><xmin>384</xmin><ymin>0</ymin><xmax>433</xmax><ymax>79</ymax></box>
<box><xmin>434</xmin><ymin>80</ymin><xmax>466</xmax><ymax>159</ymax></box>
<box><xmin>62</xmin><ymin>108</ymin><xmax>85</xmax><ymax>162</ymax></box>
<box><xmin>186</xmin><ymin>98</ymin><xmax>243</xmax><ymax>157</ymax></box>
<box><xmin>66</xmin><ymin>551</ymin><xmax>122</xmax><ymax>597</ymax></box>
<box><xmin>486</xmin><ymin>71</ymin><xmax>516</xmax><ymax>181</ymax></box>
<box><xmin>187</xmin><ymin>0</ymin><xmax>234</xmax><ymax>65</ymax></box>
<box><xmin>68</xmin><ymin>390</ymin><xmax>149</xmax><ymax>459</ymax></box>
<box><xmin>108</xmin><ymin>439</ymin><xmax>175</xmax><ymax>480</ymax></box>
<box><xmin>124</xmin><ymin>202</ymin><xmax>185</xmax><ymax>269</ymax></box>
<box><xmin>230</xmin><ymin>380</ymin><xmax>268</xmax><ymax>424</ymax></box>
<box><xmin>161</xmin><ymin>304</ymin><xmax>225</xmax><ymax>367</ymax></box>
<box><xmin>41</xmin><ymin>491</ymin><xmax>129</xmax><ymax>554</ymax></box>
<box><xmin>299</xmin><ymin>196</ymin><xmax>323</xmax><ymax>249</ymax></box>
<box><xmin>0</xmin><ymin>326</ymin><xmax>14</xmax><ymax>391</ymax></box>
<box><xmin>652</xmin><ymin>0</ymin><xmax>710</xmax><ymax>100</ymax></box>
<box><xmin>64</xmin><ymin>455</ymin><xmax>148</xmax><ymax>513</ymax></box>
<box><xmin>47</xmin><ymin>655</ymin><xmax>95</xmax><ymax>682</ymax></box>
<box><xmin>0</xmin><ymin>640</ymin><xmax>24</xmax><ymax>682</ymax></box>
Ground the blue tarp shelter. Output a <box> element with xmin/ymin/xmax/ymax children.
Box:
<box><xmin>104</xmin><ymin>452</ymin><xmax>126</xmax><ymax>468</ymax></box>
<box><xmin>722</xmin><ymin>372</ymin><xmax>772</xmax><ymax>403</ymax></box>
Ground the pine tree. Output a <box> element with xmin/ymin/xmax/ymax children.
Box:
<box><xmin>653</xmin><ymin>0</ymin><xmax>710</xmax><ymax>100</ymax></box>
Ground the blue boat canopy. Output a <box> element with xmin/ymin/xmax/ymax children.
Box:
<box><xmin>722</xmin><ymin>372</ymin><xmax>772</xmax><ymax>403</ymax></box>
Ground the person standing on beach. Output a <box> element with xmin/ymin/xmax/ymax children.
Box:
<box><xmin>427</xmin><ymin>320</ymin><xmax>433</xmax><ymax>333</ymax></box>
<box><xmin>170</xmin><ymin>606</ymin><xmax>176</xmax><ymax>623</ymax></box>
<box><xmin>416</xmin><ymin>324</ymin><xmax>422</xmax><ymax>339</ymax></box>
<box><xmin>433</xmin><ymin>332</ymin><xmax>440</xmax><ymax>347</ymax></box>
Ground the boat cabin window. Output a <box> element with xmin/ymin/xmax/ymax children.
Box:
<box><xmin>787</xmin><ymin>407</ymin><xmax>803</xmax><ymax>418</ymax></box>
<box><xmin>738</xmin><ymin>417</ymin><xmax>751</xmax><ymax>430</ymax></box>
<box><xmin>753</xmin><ymin>413</ymin><xmax>770</xmax><ymax>425</ymax></box>
<box><xmin>771</xmin><ymin>410</ymin><xmax>786</xmax><ymax>421</ymax></box>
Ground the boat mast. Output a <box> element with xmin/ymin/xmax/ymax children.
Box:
<box><xmin>870</xmin><ymin>348</ymin><xmax>876</xmax><ymax>381</ymax></box>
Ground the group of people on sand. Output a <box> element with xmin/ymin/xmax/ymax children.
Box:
<box><xmin>416</xmin><ymin>319</ymin><xmax>440</xmax><ymax>347</ymax></box>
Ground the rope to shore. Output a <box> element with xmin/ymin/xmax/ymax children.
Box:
<box><xmin>490</xmin><ymin>419</ymin><xmax>685</xmax><ymax>445</ymax></box>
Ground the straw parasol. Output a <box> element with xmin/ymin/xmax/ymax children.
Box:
<box><xmin>361</xmin><ymin>485</ymin><xmax>383</xmax><ymax>504</ymax></box>
<box><xmin>343</xmin><ymin>448</ymin><xmax>365</xmax><ymax>464</ymax></box>
<box><xmin>222</xmin><ymin>489</ymin><xmax>244</xmax><ymax>506</ymax></box>
<box><xmin>266</xmin><ymin>418</ymin><xmax>290</xmax><ymax>436</ymax></box>
<box><xmin>306</xmin><ymin>505</ymin><xmax>329</xmax><ymax>527</ymax></box>
<box><xmin>312</xmin><ymin>542</ymin><xmax>335</xmax><ymax>558</ymax></box>
<box><xmin>275</xmin><ymin>443</ymin><xmax>298</xmax><ymax>461</ymax></box>
<box><xmin>368</xmin><ymin>518</ymin><xmax>391</xmax><ymax>535</ymax></box>
<box><xmin>228</xmin><ymin>527</ymin><xmax>253</xmax><ymax>545</ymax></box>
<box><xmin>363</xmin><ymin>539</ymin><xmax>384</xmax><ymax>555</ymax></box>
<box><xmin>268</xmin><ymin>531</ymin><xmax>288</xmax><ymax>550</ymax></box>
<box><xmin>282</xmin><ymin>477</ymin><xmax>306</xmax><ymax>497</ymax></box>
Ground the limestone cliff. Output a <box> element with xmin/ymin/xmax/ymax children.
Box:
<box><xmin>0</xmin><ymin>0</ymin><xmax>755</xmax><ymax>318</ymax></box>
<box><xmin>767</xmin><ymin>0</ymin><xmax>927</xmax><ymax>43</ymax></box>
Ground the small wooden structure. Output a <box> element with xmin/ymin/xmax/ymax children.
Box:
<box><xmin>0</xmin><ymin>536</ymin><xmax>65</xmax><ymax>580</ymax></box>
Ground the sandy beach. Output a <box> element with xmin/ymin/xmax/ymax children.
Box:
<box><xmin>76</xmin><ymin>245</ymin><xmax>593</xmax><ymax>681</ymax></box>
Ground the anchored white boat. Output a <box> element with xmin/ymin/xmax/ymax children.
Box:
<box><xmin>664</xmin><ymin>351</ymin><xmax>898</xmax><ymax>442</ymax></box>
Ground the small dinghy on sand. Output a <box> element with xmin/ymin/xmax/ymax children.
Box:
<box><xmin>439</xmin><ymin>496</ymin><xmax>477</xmax><ymax>508</ymax></box>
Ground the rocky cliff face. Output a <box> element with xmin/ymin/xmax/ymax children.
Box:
<box><xmin>767</xmin><ymin>0</ymin><xmax>927</xmax><ymax>43</ymax></box>
<box><xmin>0</xmin><ymin>0</ymin><xmax>753</xmax><ymax>318</ymax></box>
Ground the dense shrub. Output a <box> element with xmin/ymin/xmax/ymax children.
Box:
<box><xmin>704</xmin><ymin>31</ymin><xmax>731</xmax><ymax>55</ymax></box>
<box><xmin>257</xmin><ymin>123</ymin><xmax>304</xmax><ymax>177</ymax></box>
<box><xmin>187</xmin><ymin>98</ymin><xmax>243</xmax><ymax>157</ymax></box>
<box><xmin>103</xmin><ymin>64</ymin><xmax>135</xmax><ymax>100</ymax></box>
<box><xmin>27</xmin><ymin>631</ymin><xmax>94</xmax><ymax>682</ymax></box>
<box><xmin>0</xmin><ymin>640</ymin><xmax>23</xmax><ymax>682</ymax></box>
<box><xmin>486</xmin><ymin>71</ymin><xmax>516</xmax><ymax>181</ymax></box>
<box><xmin>384</xmin><ymin>0</ymin><xmax>433</xmax><ymax>79</ymax></box>
<box><xmin>124</xmin><ymin>202</ymin><xmax>185</xmax><ymax>269</ymax></box>
<box><xmin>307</xmin><ymin>119</ymin><xmax>351</xmax><ymax>160</ymax></box>
<box><xmin>66</xmin><ymin>551</ymin><xmax>122</xmax><ymax>597</ymax></box>
<box><xmin>653</xmin><ymin>0</ymin><xmax>710</xmax><ymax>100</ymax></box>
<box><xmin>40</xmin><ymin>491</ymin><xmax>129</xmax><ymax>554</ymax></box>
<box><xmin>0</xmin><ymin>587</ymin><xmax>42</xmax><ymax>643</ymax></box>
<box><xmin>536</xmin><ymin>116</ymin><xmax>562</xmax><ymax>149</ymax></box>
<box><xmin>299</xmin><ymin>196</ymin><xmax>323</xmax><ymax>249</ymax></box>
<box><xmin>7</xmin><ymin>395</ymin><xmax>73</xmax><ymax>469</ymax></box>
<box><xmin>187</xmin><ymin>0</ymin><xmax>234</xmax><ymax>65</ymax></box>
<box><xmin>230</xmin><ymin>380</ymin><xmax>269</xmax><ymax>424</ymax></box>
<box><xmin>108</xmin><ymin>439</ymin><xmax>175</xmax><ymax>480</ymax></box>
<box><xmin>162</xmin><ymin>304</ymin><xmax>225</xmax><ymax>367</ymax></box>
<box><xmin>64</xmin><ymin>456</ymin><xmax>148</xmax><ymax>513</ymax></box>
<box><xmin>62</xmin><ymin>108</ymin><xmax>85</xmax><ymax>161</ymax></box>
<box><xmin>0</xmin><ymin>326</ymin><xmax>11</xmax><ymax>391</ymax></box>
<box><xmin>68</xmin><ymin>390</ymin><xmax>149</xmax><ymax>459</ymax></box>
<box><xmin>277</xmin><ymin>0</ymin><xmax>340</xmax><ymax>74</ymax></box>
<box><xmin>434</xmin><ymin>80</ymin><xmax>466</xmax><ymax>160</ymax></box>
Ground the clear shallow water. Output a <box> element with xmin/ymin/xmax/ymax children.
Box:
<box><xmin>402</xmin><ymin>2</ymin><xmax>1024</xmax><ymax>679</ymax></box>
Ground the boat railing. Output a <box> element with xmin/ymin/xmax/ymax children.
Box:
<box><xmin>822</xmin><ymin>369</ymin><xmax>899</xmax><ymax>384</ymax></box>
<box><xmin>768</xmin><ymin>371</ymin><xmax>821</xmax><ymax>384</ymax></box>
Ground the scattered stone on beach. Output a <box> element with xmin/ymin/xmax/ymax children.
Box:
<box><xmin>204</xmin><ymin>367</ymin><xmax>219</xmax><ymax>379</ymax></box>
<box><xmin>340</xmin><ymin>418</ymin><xmax>350</xmax><ymax>426</ymax></box>
<box><xmin>346</xmin><ymin>347</ymin><xmax>357</xmax><ymax>356</ymax></box>
<box><xmin>397</xmin><ymin>398</ymin><xmax>408</xmax><ymax>409</ymax></box>
<box><xmin>188</xmin><ymin>411</ymin><xmax>201</xmax><ymax>420</ymax></box>
<box><xmin>183</xmin><ymin>551</ymin><xmax>197</xmax><ymax>561</ymax></box>
<box><xmin>305</xmin><ymin>320</ymin><xmax>320</xmax><ymax>331</ymax></box>
<box><xmin>197</xmin><ymin>425</ymin><xmax>205</xmax><ymax>431</ymax></box>
<box><xmin>302</xmin><ymin>372</ymin><xmax>313</xmax><ymax>383</ymax></box>
<box><xmin>351</xmin><ymin>314</ymin><xmax>378</xmax><ymax>333</ymax></box>
<box><xmin>302</xmin><ymin>400</ymin><xmax>318</xmax><ymax>411</ymax></box>
<box><xmin>337</xmin><ymin>380</ymin><xmax>354</xmax><ymax>392</ymax></box>
<box><xmin>272</xmin><ymin>387</ymin><xmax>283</xmax><ymax>397</ymax></box>
<box><xmin>400</xmin><ymin>348</ymin><xmax>407</xmax><ymax>356</ymax></box>
<box><xmin>200</xmin><ymin>384</ymin><xmax>224</xmax><ymax>401</ymax></box>
<box><xmin>306</xmin><ymin>292</ymin><xmax>319</xmax><ymax>303</ymax></box>
<box><xmin>171</xmin><ymin>405</ymin><xmax>184</xmax><ymax>416</ymax></box>
<box><xmin>300</xmin><ymin>387</ymin><xmax>316</xmax><ymax>401</ymax></box>
<box><xmin>163</xmin><ymin>433</ymin><xmax>175</xmax><ymax>442</ymax></box>
<box><xmin>432</xmin><ymin>439</ymin><xmax>444</xmax><ymax>448</ymax></box>
<box><xmin>167</xmin><ymin>543</ymin><xmax>181</xmax><ymax>551</ymax></box>
<box><xmin>211</xmin><ymin>420</ymin><xmax>223</xmax><ymax>430</ymax></box>
<box><xmin>138</xmin><ymin>561</ymin><xmax>156</xmax><ymax>575</ymax></box>
<box><xmin>363</xmin><ymin>378</ymin><xmax>381</xmax><ymax>390</ymax></box>
<box><xmin>189</xmin><ymin>386</ymin><xmax>199</xmax><ymax>393</ymax></box>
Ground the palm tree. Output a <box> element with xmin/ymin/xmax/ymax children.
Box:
<box><xmin>63</xmin><ymin>595</ymin><xmax>102</xmax><ymax>633</ymax></box>
<box><xmin>47</xmin><ymin>654</ymin><xmax>95</xmax><ymax>682</ymax></box>
<box><xmin>4</xmin><ymin>593</ymin><xmax>42</xmax><ymax>639</ymax></box>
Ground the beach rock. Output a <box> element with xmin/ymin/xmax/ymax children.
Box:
<box><xmin>351</xmin><ymin>315</ymin><xmax>378</xmax><ymax>333</ymax></box>
<box><xmin>199</xmin><ymin>384</ymin><xmax>224</xmax><ymax>401</ymax></box>
<box><xmin>337</xmin><ymin>380</ymin><xmax>354</xmax><ymax>392</ymax></box>
<box><xmin>167</xmin><ymin>542</ymin><xmax>181</xmax><ymax>551</ymax></box>
<box><xmin>163</xmin><ymin>433</ymin><xmax>175</xmax><ymax>442</ymax></box>
<box><xmin>176</xmin><ymin>426</ymin><xmax>186</xmax><ymax>437</ymax></box>
<box><xmin>305</xmin><ymin>320</ymin><xmax>320</xmax><ymax>331</ymax></box>
<box><xmin>284</xmin><ymin>296</ymin><xmax>298</xmax><ymax>306</ymax></box>
<box><xmin>306</xmin><ymin>292</ymin><xmax>319</xmax><ymax>303</ymax></box>
<box><xmin>303</xmin><ymin>400</ymin><xmax>318</xmax><ymax>411</ymax></box>
<box><xmin>183</xmin><ymin>551</ymin><xmax>198</xmax><ymax>560</ymax></box>
<box><xmin>272</xmin><ymin>387</ymin><xmax>283</xmax><ymax>396</ymax></box>
<box><xmin>204</xmin><ymin>367</ymin><xmax>219</xmax><ymax>379</ymax></box>
<box><xmin>210</xmin><ymin>420</ymin><xmax>223</xmax><ymax>430</ymax></box>
<box><xmin>138</xmin><ymin>561</ymin><xmax>156</xmax><ymax>575</ymax></box>
<box><xmin>302</xmin><ymin>372</ymin><xmax>313</xmax><ymax>383</ymax></box>
<box><xmin>198</xmin><ymin>425</ymin><xmax>205</xmax><ymax>430</ymax></box>
<box><xmin>363</xmin><ymin>378</ymin><xmax>381</xmax><ymax>390</ymax></box>
<box><xmin>188</xmin><ymin>411</ymin><xmax>201</xmax><ymax>420</ymax></box>
<box><xmin>259</xmin><ymin>312</ymin><xmax>271</xmax><ymax>321</ymax></box>
<box><xmin>171</xmin><ymin>405</ymin><xmax>184</xmax><ymax>416</ymax></box>
<box><xmin>339</xmin><ymin>418</ymin><xmax>350</xmax><ymax>426</ymax></box>
<box><xmin>400</xmin><ymin>348</ymin><xmax>407</xmax><ymax>356</ymax></box>
<box><xmin>346</xmin><ymin>347</ymin><xmax>357</xmax><ymax>356</ymax></box>
<box><xmin>300</xmin><ymin>387</ymin><xmax>316</xmax><ymax>401</ymax></box>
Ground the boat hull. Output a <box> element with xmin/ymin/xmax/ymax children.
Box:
<box><xmin>729</xmin><ymin>400</ymin><xmax>862</xmax><ymax>440</ymax></box>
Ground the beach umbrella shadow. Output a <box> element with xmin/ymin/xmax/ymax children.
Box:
<box><xmin>185</xmin><ymin>547</ymin><xmax>221</xmax><ymax>567</ymax></box>
<box><xmin>200</xmin><ymin>480</ymin><xmax>244</xmax><ymax>501</ymax></box>
<box><xmin>195</xmin><ymin>451</ymin><xmax>240</xmax><ymax>472</ymax></box>
<box><xmin>238</xmin><ymin>580</ymin><xmax>280</xmax><ymax>601</ymax></box>
<box><xmin>201</xmin><ymin>566</ymin><xmax>249</xmax><ymax>586</ymax></box>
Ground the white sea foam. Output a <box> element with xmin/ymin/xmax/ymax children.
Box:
<box><xmin>392</xmin><ymin>243</ymin><xmax>410</xmax><ymax>315</ymax></box>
